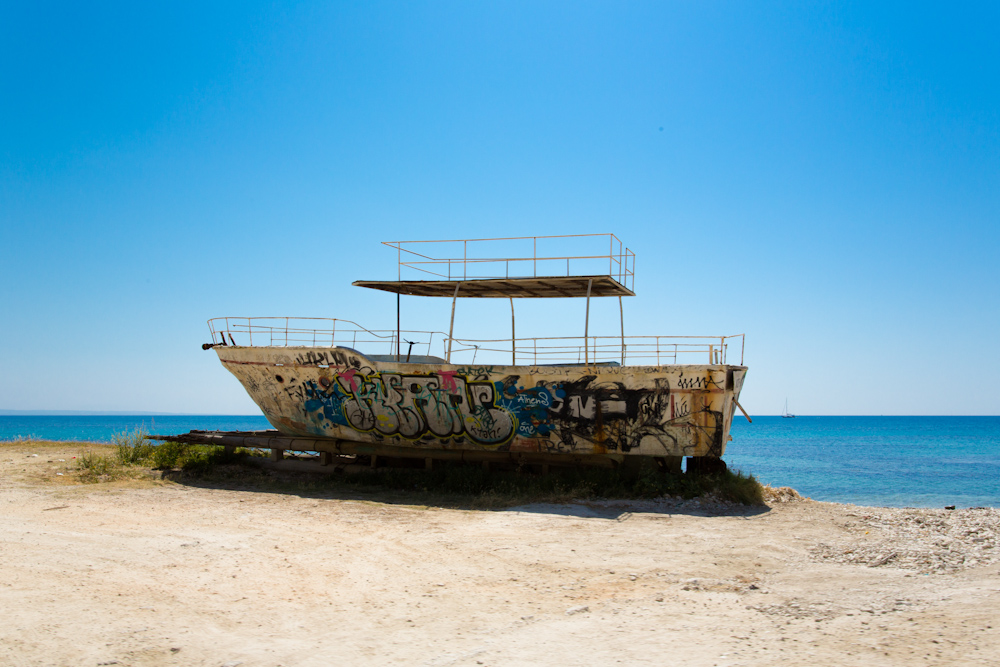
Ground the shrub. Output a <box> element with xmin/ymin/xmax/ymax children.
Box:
<box><xmin>152</xmin><ymin>440</ymin><xmax>190</xmax><ymax>469</ymax></box>
<box><xmin>78</xmin><ymin>450</ymin><xmax>117</xmax><ymax>477</ymax></box>
<box><xmin>112</xmin><ymin>427</ymin><xmax>155</xmax><ymax>465</ymax></box>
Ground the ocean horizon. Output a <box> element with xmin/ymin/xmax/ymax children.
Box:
<box><xmin>3</xmin><ymin>414</ymin><xmax>997</xmax><ymax>510</ymax></box>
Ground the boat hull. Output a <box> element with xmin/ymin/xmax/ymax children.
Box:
<box><xmin>215</xmin><ymin>346</ymin><xmax>747</xmax><ymax>458</ymax></box>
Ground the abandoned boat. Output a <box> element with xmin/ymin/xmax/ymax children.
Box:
<box><xmin>203</xmin><ymin>235</ymin><xmax>749</xmax><ymax>469</ymax></box>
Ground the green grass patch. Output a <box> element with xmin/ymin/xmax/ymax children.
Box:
<box><xmin>112</xmin><ymin>427</ymin><xmax>155</xmax><ymax>465</ymax></box>
<box><xmin>78</xmin><ymin>449</ymin><xmax>118</xmax><ymax>477</ymax></box>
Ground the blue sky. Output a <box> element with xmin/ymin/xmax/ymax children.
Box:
<box><xmin>2</xmin><ymin>1</ymin><xmax>997</xmax><ymax>415</ymax></box>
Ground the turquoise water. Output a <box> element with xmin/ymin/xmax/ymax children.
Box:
<box><xmin>726</xmin><ymin>417</ymin><xmax>1000</xmax><ymax>509</ymax></box>
<box><xmin>2</xmin><ymin>415</ymin><xmax>997</xmax><ymax>508</ymax></box>
<box><xmin>0</xmin><ymin>415</ymin><xmax>272</xmax><ymax>444</ymax></box>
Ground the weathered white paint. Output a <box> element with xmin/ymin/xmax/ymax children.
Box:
<box><xmin>215</xmin><ymin>346</ymin><xmax>747</xmax><ymax>459</ymax></box>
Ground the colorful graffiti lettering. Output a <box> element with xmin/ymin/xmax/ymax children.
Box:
<box><xmin>301</xmin><ymin>370</ymin><xmax>516</xmax><ymax>446</ymax></box>
<box><xmin>495</xmin><ymin>379</ymin><xmax>564</xmax><ymax>438</ymax></box>
<box><xmin>223</xmin><ymin>347</ymin><xmax>737</xmax><ymax>456</ymax></box>
<box><xmin>494</xmin><ymin>375</ymin><xmax>695</xmax><ymax>454</ymax></box>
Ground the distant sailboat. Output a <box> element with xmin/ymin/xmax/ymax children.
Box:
<box><xmin>781</xmin><ymin>399</ymin><xmax>796</xmax><ymax>418</ymax></box>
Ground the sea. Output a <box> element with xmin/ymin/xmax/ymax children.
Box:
<box><xmin>2</xmin><ymin>415</ymin><xmax>998</xmax><ymax>509</ymax></box>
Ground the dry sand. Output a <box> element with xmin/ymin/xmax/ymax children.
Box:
<box><xmin>2</xmin><ymin>443</ymin><xmax>999</xmax><ymax>666</ymax></box>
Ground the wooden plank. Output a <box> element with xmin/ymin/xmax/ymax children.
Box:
<box><xmin>148</xmin><ymin>431</ymin><xmax>623</xmax><ymax>468</ymax></box>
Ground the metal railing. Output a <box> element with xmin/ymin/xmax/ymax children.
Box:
<box><xmin>207</xmin><ymin>317</ymin><xmax>443</xmax><ymax>359</ymax></box>
<box><xmin>381</xmin><ymin>234</ymin><xmax>635</xmax><ymax>291</ymax></box>
<box><xmin>444</xmin><ymin>334</ymin><xmax>745</xmax><ymax>366</ymax></box>
<box><xmin>207</xmin><ymin>317</ymin><xmax>744</xmax><ymax>366</ymax></box>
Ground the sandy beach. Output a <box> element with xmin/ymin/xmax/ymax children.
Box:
<box><xmin>2</xmin><ymin>443</ymin><xmax>999</xmax><ymax>666</ymax></box>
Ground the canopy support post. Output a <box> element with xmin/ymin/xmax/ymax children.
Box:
<box><xmin>396</xmin><ymin>242</ymin><xmax>401</xmax><ymax>361</ymax></box>
<box><xmin>510</xmin><ymin>297</ymin><xmax>516</xmax><ymax>366</ymax></box>
<box><xmin>447</xmin><ymin>282</ymin><xmax>461</xmax><ymax>364</ymax></box>
<box><xmin>619</xmin><ymin>295</ymin><xmax>624</xmax><ymax>366</ymax></box>
<box><xmin>584</xmin><ymin>278</ymin><xmax>593</xmax><ymax>366</ymax></box>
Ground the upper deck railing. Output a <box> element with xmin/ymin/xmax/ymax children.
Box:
<box><xmin>206</xmin><ymin>318</ymin><xmax>744</xmax><ymax>366</ymax></box>
<box><xmin>382</xmin><ymin>234</ymin><xmax>635</xmax><ymax>292</ymax></box>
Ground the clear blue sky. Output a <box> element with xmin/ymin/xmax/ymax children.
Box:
<box><xmin>2</xmin><ymin>1</ymin><xmax>997</xmax><ymax>415</ymax></box>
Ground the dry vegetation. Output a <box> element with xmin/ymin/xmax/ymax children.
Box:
<box><xmin>16</xmin><ymin>429</ymin><xmax>768</xmax><ymax>507</ymax></box>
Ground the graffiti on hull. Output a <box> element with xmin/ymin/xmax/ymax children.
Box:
<box><xmin>290</xmin><ymin>368</ymin><xmax>516</xmax><ymax>446</ymax></box>
<box><xmin>497</xmin><ymin>375</ymin><xmax>698</xmax><ymax>454</ymax></box>
<box><xmin>225</xmin><ymin>353</ymin><xmax>735</xmax><ymax>456</ymax></box>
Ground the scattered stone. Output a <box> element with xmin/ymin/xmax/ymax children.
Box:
<box><xmin>763</xmin><ymin>485</ymin><xmax>802</xmax><ymax>503</ymax></box>
<box><xmin>812</xmin><ymin>506</ymin><xmax>1000</xmax><ymax>573</ymax></box>
<box><xmin>565</xmin><ymin>605</ymin><xmax>590</xmax><ymax>615</ymax></box>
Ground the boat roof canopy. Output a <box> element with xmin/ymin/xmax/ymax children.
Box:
<box><xmin>360</xmin><ymin>234</ymin><xmax>636</xmax><ymax>298</ymax></box>
<box><xmin>353</xmin><ymin>275</ymin><xmax>634</xmax><ymax>298</ymax></box>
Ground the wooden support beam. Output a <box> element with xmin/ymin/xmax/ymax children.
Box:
<box><xmin>734</xmin><ymin>399</ymin><xmax>752</xmax><ymax>423</ymax></box>
<box><xmin>148</xmin><ymin>431</ymin><xmax>620</xmax><ymax>469</ymax></box>
<box><xmin>320</xmin><ymin>451</ymin><xmax>334</xmax><ymax>466</ymax></box>
<box><xmin>659</xmin><ymin>456</ymin><xmax>682</xmax><ymax>474</ymax></box>
<box><xmin>270</xmin><ymin>448</ymin><xmax>284</xmax><ymax>461</ymax></box>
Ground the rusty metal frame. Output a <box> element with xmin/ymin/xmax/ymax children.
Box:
<box><xmin>207</xmin><ymin>317</ymin><xmax>744</xmax><ymax>367</ymax></box>
<box><xmin>379</xmin><ymin>234</ymin><xmax>636</xmax><ymax>292</ymax></box>
<box><xmin>441</xmin><ymin>333</ymin><xmax>745</xmax><ymax>366</ymax></box>
<box><xmin>207</xmin><ymin>317</ymin><xmax>444</xmax><ymax>359</ymax></box>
